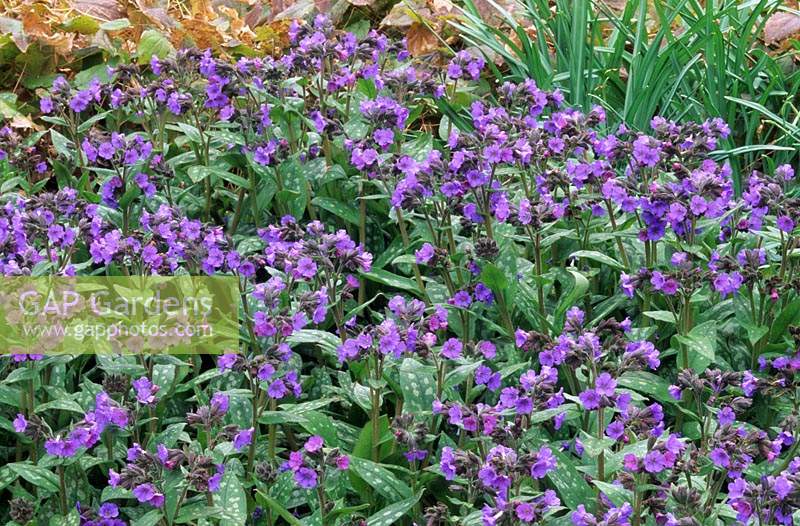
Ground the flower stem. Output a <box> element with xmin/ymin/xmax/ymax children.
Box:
<box><xmin>396</xmin><ymin>207</ymin><xmax>427</xmax><ymax>302</ymax></box>
<box><xmin>58</xmin><ymin>465</ymin><xmax>67</xmax><ymax>515</ymax></box>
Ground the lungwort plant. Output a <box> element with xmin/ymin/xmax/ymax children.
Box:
<box><xmin>0</xmin><ymin>10</ymin><xmax>800</xmax><ymax>526</ymax></box>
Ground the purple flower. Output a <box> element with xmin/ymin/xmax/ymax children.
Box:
<box><xmin>620</xmin><ymin>273</ymin><xmax>636</xmax><ymax>297</ymax></box>
<box><xmin>13</xmin><ymin>413</ymin><xmax>26</xmax><ymax>433</ymax></box>
<box><xmin>595</xmin><ymin>372</ymin><xmax>616</xmax><ymax>396</ymax></box>
<box><xmin>373</xmin><ymin>128</ymin><xmax>394</xmax><ymax>149</ymax></box>
<box><xmin>606</xmin><ymin>420</ymin><xmax>625</xmax><ymax>440</ymax></box>
<box><xmin>40</xmin><ymin>98</ymin><xmax>54</xmax><ymax>114</ymax></box>
<box><xmin>295</xmin><ymin>257</ymin><xmax>317</xmax><ymax>279</ymax></box>
<box><xmin>208</xmin><ymin>472</ymin><xmax>223</xmax><ymax>493</ymax></box>
<box><xmin>774</xmin><ymin>475</ymin><xmax>792</xmax><ymax>499</ymax></box>
<box><xmin>134</xmin><ymin>173</ymin><xmax>156</xmax><ymax>198</ymax></box>
<box><xmin>98</xmin><ymin>503</ymin><xmax>119</xmax><ymax>519</ymax></box>
<box><xmin>304</xmin><ymin>435</ymin><xmax>324</xmax><ymax>453</ymax></box>
<box><xmin>45</xmin><ymin>436</ymin><xmax>80</xmax><ymax>457</ymax></box>
<box><xmin>233</xmin><ymin>427</ymin><xmax>254</xmax><ymax>451</ymax></box>
<box><xmin>643</xmin><ymin>450</ymin><xmax>666</xmax><ymax>473</ymax></box>
<box><xmin>351</xmin><ymin>147</ymin><xmax>378</xmax><ymax>169</ymax></box>
<box><xmin>777</xmin><ymin>215</ymin><xmax>794</xmax><ymax>233</ymax></box>
<box><xmin>415</xmin><ymin>243</ymin><xmax>435</xmax><ymax>264</ymax></box>
<box><xmin>650</xmin><ymin>271</ymin><xmax>679</xmax><ymax>295</ymax></box>
<box><xmin>710</xmin><ymin>447</ymin><xmax>730</xmax><ymax>467</ymax></box>
<box><xmin>633</xmin><ymin>136</ymin><xmax>661</xmax><ymax>167</ymax></box>
<box><xmin>718</xmin><ymin>406</ymin><xmax>735</xmax><ymax>426</ymax></box>
<box><xmin>713</xmin><ymin>271</ymin><xmax>743</xmax><ymax>298</ymax></box>
<box><xmin>450</xmin><ymin>290</ymin><xmax>472</xmax><ymax>308</ymax></box>
<box><xmin>268</xmin><ymin>379</ymin><xmax>288</xmax><ymax>399</ymax></box>
<box><xmin>516</xmin><ymin>502</ymin><xmax>535</xmax><ymax>522</ymax></box>
<box><xmin>217</xmin><ymin>353</ymin><xmax>239</xmax><ymax>371</ymax></box>
<box><xmin>440</xmin><ymin>447</ymin><xmax>456</xmax><ymax>480</ymax></box>
<box><xmin>69</xmin><ymin>91</ymin><xmax>92</xmax><ymax>113</ymax></box>
<box><xmin>474</xmin><ymin>283</ymin><xmax>494</xmax><ymax>305</ymax></box>
<box><xmin>529</xmin><ymin>446</ymin><xmax>557</xmax><ymax>478</ymax></box>
<box><xmin>133</xmin><ymin>485</ymin><xmax>155</xmax><ymax>504</ymax></box>
<box><xmin>211</xmin><ymin>392</ymin><xmax>230</xmax><ymax>413</ymax></box>
<box><xmin>132</xmin><ymin>377</ymin><xmax>159</xmax><ymax>405</ymax></box>
<box><xmin>776</xmin><ymin>164</ymin><xmax>795</xmax><ymax>181</ymax></box>
<box><xmin>441</xmin><ymin>338</ymin><xmax>463</xmax><ymax>360</ymax></box>
<box><xmin>294</xmin><ymin>467</ymin><xmax>318</xmax><ymax>489</ymax></box>
<box><xmin>578</xmin><ymin>389</ymin><xmax>600</xmax><ymax>410</ymax></box>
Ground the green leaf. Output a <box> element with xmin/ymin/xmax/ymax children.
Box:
<box><xmin>579</xmin><ymin>430</ymin><xmax>614</xmax><ymax>458</ymax></box>
<box><xmin>0</xmin><ymin>466</ymin><xmax>17</xmax><ymax>492</ymax></box>
<box><xmin>102</xmin><ymin>486</ymin><xmax>133</xmax><ymax>501</ymax></box>
<box><xmin>643</xmin><ymin>310</ymin><xmax>677</xmax><ymax>324</ymax></box>
<box><xmin>444</xmin><ymin>361</ymin><xmax>483</xmax><ymax>391</ymax></box>
<box><xmin>617</xmin><ymin>371</ymin><xmax>675</xmax><ymax>405</ymax></box>
<box><xmin>4</xmin><ymin>367</ymin><xmax>39</xmax><ymax>383</ymax></box>
<box><xmin>772</xmin><ymin>297</ymin><xmax>800</xmax><ymax>343</ymax></box>
<box><xmin>479</xmin><ymin>263</ymin><xmax>508</xmax><ymax>293</ymax></box>
<box><xmin>312</xmin><ymin>196</ymin><xmax>360</xmax><ymax>225</ymax></box>
<box><xmin>352</xmin><ymin>415</ymin><xmax>391</xmax><ymax>461</ymax></box>
<box><xmin>544</xmin><ymin>448</ymin><xmax>594</xmax><ymax>511</ymax></box>
<box><xmin>399</xmin><ymin>358</ymin><xmax>436</xmax><ymax>413</ymax></box>
<box><xmin>62</xmin><ymin>14</ymin><xmax>99</xmax><ymax>34</ymax></box>
<box><xmin>364</xmin><ymin>269</ymin><xmax>419</xmax><ymax>293</ymax></box>
<box><xmin>35</xmin><ymin>399</ymin><xmax>84</xmax><ymax>414</ymax></box>
<box><xmin>348</xmin><ymin>457</ymin><xmax>413</xmax><ymax>501</ymax></box>
<box><xmin>258</xmin><ymin>411</ymin><xmax>308</xmax><ymax>425</ymax></box>
<box><xmin>215</xmin><ymin>469</ymin><xmax>247</xmax><ymax>526</ymax></box>
<box><xmin>400</xmin><ymin>133</ymin><xmax>433</xmax><ymax>161</ymax></box>
<box><xmin>741</xmin><ymin>320</ymin><xmax>768</xmax><ymax>347</ymax></box>
<box><xmin>50</xmin><ymin>129</ymin><xmax>73</xmax><ymax>160</ymax></box>
<box><xmin>147</xmin><ymin>423</ymin><xmax>187</xmax><ymax>449</ymax></box>
<box><xmin>176</xmin><ymin>503</ymin><xmax>222</xmax><ymax>523</ymax></box>
<box><xmin>278</xmin><ymin>159</ymin><xmax>309</xmax><ymax>220</ymax></box>
<box><xmin>187</xmin><ymin>166</ymin><xmax>250</xmax><ymax>189</ymax></box>
<box><xmin>256</xmin><ymin>492</ymin><xmax>304</xmax><ymax>526</ymax></box>
<box><xmin>569</xmin><ymin>250</ymin><xmax>624</xmax><ymax>270</ymax></box>
<box><xmin>137</xmin><ymin>29</ymin><xmax>174</xmax><ymax>65</ymax></box>
<box><xmin>553</xmin><ymin>269</ymin><xmax>589</xmax><ymax>332</ymax></box>
<box><xmin>365</xmin><ymin>493</ymin><xmax>422</xmax><ymax>526</ymax></box>
<box><xmin>48</xmin><ymin>510</ymin><xmax>80</xmax><ymax>526</ymax></box>
<box><xmin>674</xmin><ymin>321</ymin><xmax>716</xmax><ymax>371</ymax></box>
<box><xmin>7</xmin><ymin>462</ymin><xmax>59</xmax><ymax>492</ymax></box>
<box><xmin>299</xmin><ymin>411</ymin><xmax>339</xmax><ymax>447</ymax></box>
<box><xmin>100</xmin><ymin>18</ymin><xmax>132</xmax><ymax>31</ymax></box>
<box><xmin>593</xmin><ymin>480</ymin><xmax>633</xmax><ymax>507</ymax></box>
<box><xmin>287</xmin><ymin>329</ymin><xmax>340</xmax><ymax>360</ymax></box>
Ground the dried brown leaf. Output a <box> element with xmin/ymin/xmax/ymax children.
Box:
<box><xmin>131</xmin><ymin>0</ymin><xmax>177</xmax><ymax>29</ymax></box>
<box><xmin>190</xmin><ymin>0</ymin><xmax>217</xmax><ymax>20</ymax></box>
<box><xmin>381</xmin><ymin>3</ymin><xmax>415</xmax><ymax>28</ymax></box>
<box><xmin>406</xmin><ymin>21</ymin><xmax>438</xmax><ymax>57</ymax></box>
<box><xmin>217</xmin><ymin>5</ymin><xmax>255</xmax><ymax>42</ymax></box>
<box><xmin>471</xmin><ymin>0</ymin><xmax>514</xmax><ymax>25</ymax></box>
<box><xmin>9</xmin><ymin>114</ymin><xmax>40</xmax><ymax>130</ymax></box>
<box><xmin>72</xmin><ymin>0</ymin><xmax>125</xmax><ymax>21</ymax></box>
<box><xmin>313</xmin><ymin>0</ymin><xmax>329</xmax><ymax>13</ymax></box>
<box><xmin>171</xmin><ymin>17</ymin><xmax>220</xmax><ymax>49</ymax></box>
<box><xmin>430</xmin><ymin>0</ymin><xmax>456</xmax><ymax>16</ymax></box>
<box><xmin>253</xmin><ymin>18</ymin><xmax>291</xmax><ymax>53</ymax></box>
<box><xmin>243</xmin><ymin>4</ymin><xmax>262</xmax><ymax>28</ymax></box>
<box><xmin>273</xmin><ymin>0</ymin><xmax>314</xmax><ymax>21</ymax></box>
<box><xmin>20</xmin><ymin>8</ymin><xmax>52</xmax><ymax>38</ymax></box>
